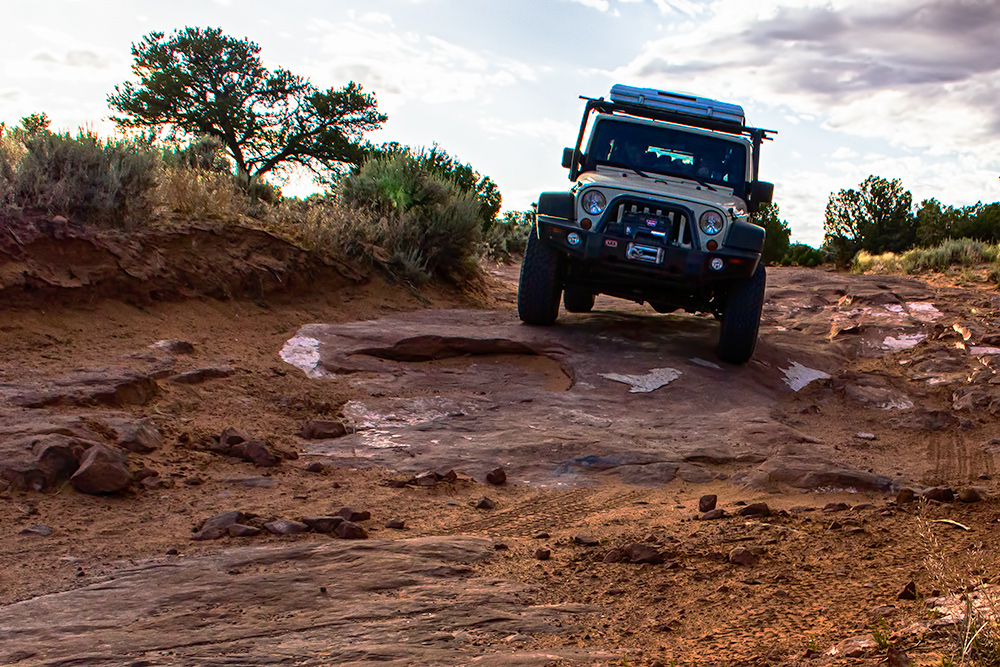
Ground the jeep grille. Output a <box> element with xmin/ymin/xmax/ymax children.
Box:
<box><xmin>600</xmin><ymin>198</ymin><xmax>692</xmax><ymax>248</ymax></box>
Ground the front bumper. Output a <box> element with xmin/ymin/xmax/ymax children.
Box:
<box><xmin>537</xmin><ymin>215</ymin><xmax>761</xmax><ymax>286</ymax></box>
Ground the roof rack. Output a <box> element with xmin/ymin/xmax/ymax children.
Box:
<box><xmin>581</xmin><ymin>95</ymin><xmax>775</xmax><ymax>140</ymax></box>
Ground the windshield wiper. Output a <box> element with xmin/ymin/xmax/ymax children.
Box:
<box><xmin>599</xmin><ymin>160</ymin><xmax>651</xmax><ymax>179</ymax></box>
<box><xmin>653</xmin><ymin>171</ymin><xmax>717</xmax><ymax>191</ymax></box>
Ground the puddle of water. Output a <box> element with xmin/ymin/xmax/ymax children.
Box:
<box><xmin>906</xmin><ymin>302</ymin><xmax>943</xmax><ymax>322</ymax></box>
<box><xmin>601</xmin><ymin>367</ymin><xmax>681</xmax><ymax>393</ymax></box>
<box><xmin>882</xmin><ymin>333</ymin><xmax>926</xmax><ymax>351</ymax></box>
<box><xmin>781</xmin><ymin>362</ymin><xmax>831</xmax><ymax>392</ymax></box>
<box><xmin>279</xmin><ymin>336</ymin><xmax>326</xmax><ymax>378</ymax></box>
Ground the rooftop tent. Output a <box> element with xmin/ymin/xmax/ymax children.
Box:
<box><xmin>609</xmin><ymin>85</ymin><xmax>745</xmax><ymax>127</ymax></box>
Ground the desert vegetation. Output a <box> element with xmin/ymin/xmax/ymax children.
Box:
<box><xmin>0</xmin><ymin>26</ymin><xmax>532</xmax><ymax>286</ymax></box>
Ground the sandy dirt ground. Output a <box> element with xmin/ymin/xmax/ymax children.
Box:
<box><xmin>3</xmin><ymin>226</ymin><xmax>1000</xmax><ymax>667</ymax></box>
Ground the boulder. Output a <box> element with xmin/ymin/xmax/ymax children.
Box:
<box><xmin>70</xmin><ymin>444</ymin><xmax>133</xmax><ymax>494</ymax></box>
<box><xmin>297</xmin><ymin>420</ymin><xmax>348</xmax><ymax>440</ymax></box>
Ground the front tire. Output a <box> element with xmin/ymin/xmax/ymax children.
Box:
<box><xmin>517</xmin><ymin>230</ymin><xmax>563</xmax><ymax>325</ymax></box>
<box><xmin>563</xmin><ymin>287</ymin><xmax>595</xmax><ymax>313</ymax></box>
<box><xmin>717</xmin><ymin>263</ymin><xmax>766</xmax><ymax>364</ymax></box>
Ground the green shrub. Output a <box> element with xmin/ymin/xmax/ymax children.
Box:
<box><xmin>15</xmin><ymin>130</ymin><xmax>160</xmax><ymax>227</ymax></box>
<box><xmin>339</xmin><ymin>151</ymin><xmax>482</xmax><ymax>283</ymax></box>
<box><xmin>485</xmin><ymin>209</ymin><xmax>533</xmax><ymax>262</ymax></box>
<box><xmin>0</xmin><ymin>124</ymin><xmax>20</xmax><ymax>210</ymax></box>
<box><xmin>781</xmin><ymin>242</ymin><xmax>824</xmax><ymax>267</ymax></box>
<box><xmin>900</xmin><ymin>239</ymin><xmax>999</xmax><ymax>273</ymax></box>
<box><xmin>852</xmin><ymin>238</ymin><xmax>1000</xmax><ymax>276</ymax></box>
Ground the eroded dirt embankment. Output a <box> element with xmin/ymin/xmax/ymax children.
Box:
<box><xmin>0</xmin><ymin>213</ymin><xmax>367</xmax><ymax>306</ymax></box>
<box><xmin>3</xmin><ymin>217</ymin><xmax>1000</xmax><ymax>667</ymax></box>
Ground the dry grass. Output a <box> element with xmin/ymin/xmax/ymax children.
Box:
<box><xmin>921</xmin><ymin>522</ymin><xmax>1000</xmax><ymax>666</ymax></box>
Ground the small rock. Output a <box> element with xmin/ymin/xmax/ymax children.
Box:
<box><xmin>534</xmin><ymin>547</ymin><xmax>551</xmax><ymax>561</ymax></box>
<box><xmin>855</xmin><ymin>432</ymin><xmax>877</xmax><ymax>440</ymax></box>
<box><xmin>302</xmin><ymin>516</ymin><xmax>344</xmax><ymax>533</ymax></box>
<box><xmin>264</xmin><ymin>519</ymin><xmax>309</xmax><ymax>536</ymax></box>
<box><xmin>958</xmin><ymin>487</ymin><xmax>983</xmax><ymax>503</ymax></box>
<box><xmin>486</xmin><ymin>467</ymin><xmax>507</xmax><ymax>485</ymax></box>
<box><xmin>169</xmin><ymin>366</ymin><xmax>234</xmax><ymax>384</ymax></box>
<box><xmin>297</xmin><ymin>420</ymin><xmax>348</xmax><ymax>440</ymax></box>
<box><xmin>150</xmin><ymin>339</ymin><xmax>195</xmax><ymax>354</ymax></box>
<box><xmin>979</xmin><ymin>473</ymin><xmax>991</xmax><ymax>480</ymax></box>
<box><xmin>475</xmin><ymin>497</ymin><xmax>496</xmax><ymax>510</ymax></box>
<box><xmin>699</xmin><ymin>508</ymin><xmax>726</xmax><ymax>521</ymax></box>
<box><xmin>624</xmin><ymin>542</ymin><xmax>664</xmax><ymax>564</ymax></box>
<box><xmin>230</xmin><ymin>476</ymin><xmax>276</xmax><ymax>488</ymax></box>
<box><xmin>533</xmin><ymin>531</ymin><xmax>550</xmax><ymax>539</ymax></box>
<box><xmin>337</xmin><ymin>507</ymin><xmax>371</xmax><ymax>522</ymax></box>
<box><xmin>231</xmin><ymin>441</ymin><xmax>279</xmax><ymax>468</ymax></box>
<box><xmin>70</xmin><ymin>444</ymin><xmax>133</xmax><ymax>494</ymax></box>
<box><xmin>729</xmin><ymin>547</ymin><xmax>755</xmax><ymax>566</ymax></box>
<box><xmin>493</xmin><ymin>543</ymin><xmax>509</xmax><ymax>551</ymax></box>
<box><xmin>116</xmin><ymin>418</ymin><xmax>163</xmax><ymax>454</ymax></box>
<box><xmin>191</xmin><ymin>510</ymin><xmax>246</xmax><ymax>541</ymax></box>
<box><xmin>896</xmin><ymin>488</ymin><xmax>916</xmax><ymax>504</ymax></box>
<box><xmin>182</xmin><ymin>475</ymin><xmax>204</xmax><ymax>486</ymax></box>
<box><xmin>19</xmin><ymin>524</ymin><xmax>52</xmax><ymax>537</ymax></box>
<box><xmin>227</xmin><ymin>524</ymin><xmax>261</xmax><ymax>537</ymax></box>
<box><xmin>414</xmin><ymin>471</ymin><xmax>438</xmax><ymax>487</ymax></box>
<box><xmin>141</xmin><ymin>476</ymin><xmax>170</xmax><ymax>490</ymax></box>
<box><xmin>602</xmin><ymin>549</ymin><xmax>624</xmax><ymax>563</ymax></box>
<box><xmin>870</xmin><ymin>605</ymin><xmax>898</xmax><ymax>620</ymax></box>
<box><xmin>823</xmin><ymin>502</ymin><xmax>851</xmax><ymax>513</ymax></box>
<box><xmin>439</xmin><ymin>469</ymin><xmax>458</xmax><ymax>483</ymax></box>
<box><xmin>385</xmin><ymin>518</ymin><xmax>405</xmax><ymax>529</ymax></box>
<box><xmin>921</xmin><ymin>486</ymin><xmax>955</xmax><ymax>502</ymax></box>
<box><xmin>698</xmin><ymin>494</ymin><xmax>717</xmax><ymax>512</ymax></box>
<box><xmin>897</xmin><ymin>580</ymin><xmax>917</xmax><ymax>600</ymax></box>
<box><xmin>852</xmin><ymin>503</ymin><xmax>875</xmax><ymax>511</ymax></box>
<box><xmin>219</xmin><ymin>427</ymin><xmax>247</xmax><ymax>449</ymax></box>
<box><xmin>335</xmin><ymin>521</ymin><xmax>368</xmax><ymax>539</ymax></box>
<box><xmin>828</xmin><ymin>636</ymin><xmax>876</xmax><ymax>658</ymax></box>
<box><xmin>737</xmin><ymin>502</ymin><xmax>770</xmax><ymax>518</ymax></box>
<box><xmin>166</xmin><ymin>548</ymin><xmax>178</xmax><ymax>555</ymax></box>
<box><xmin>573</xmin><ymin>534</ymin><xmax>599</xmax><ymax>547</ymax></box>
<box><xmin>306</xmin><ymin>462</ymin><xmax>326</xmax><ymax>473</ymax></box>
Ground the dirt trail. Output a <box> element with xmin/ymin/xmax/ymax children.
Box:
<box><xmin>3</xmin><ymin>225</ymin><xmax>1000</xmax><ymax>666</ymax></box>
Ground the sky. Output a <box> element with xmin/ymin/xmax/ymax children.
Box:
<box><xmin>2</xmin><ymin>0</ymin><xmax>999</xmax><ymax>246</ymax></box>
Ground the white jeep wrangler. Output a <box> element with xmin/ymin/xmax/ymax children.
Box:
<box><xmin>517</xmin><ymin>85</ymin><xmax>775</xmax><ymax>363</ymax></box>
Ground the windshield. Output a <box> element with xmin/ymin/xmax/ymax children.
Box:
<box><xmin>584</xmin><ymin>118</ymin><xmax>747</xmax><ymax>189</ymax></box>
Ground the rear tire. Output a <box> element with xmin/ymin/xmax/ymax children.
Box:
<box><xmin>563</xmin><ymin>287</ymin><xmax>595</xmax><ymax>313</ymax></box>
<box><xmin>717</xmin><ymin>263</ymin><xmax>766</xmax><ymax>364</ymax></box>
<box><xmin>517</xmin><ymin>230</ymin><xmax>563</xmax><ymax>325</ymax></box>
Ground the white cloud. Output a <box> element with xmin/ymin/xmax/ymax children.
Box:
<box><xmin>304</xmin><ymin>19</ymin><xmax>539</xmax><ymax>109</ymax></box>
<box><xmin>567</xmin><ymin>0</ymin><xmax>611</xmax><ymax>10</ymax></box>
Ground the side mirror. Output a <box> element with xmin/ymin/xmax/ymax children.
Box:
<box><xmin>748</xmin><ymin>181</ymin><xmax>774</xmax><ymax>213</ymax></box>
<box><xmin>562</xmin><ymin>147</ymin><xmax>575</xmax><ymax>169</ymax></box>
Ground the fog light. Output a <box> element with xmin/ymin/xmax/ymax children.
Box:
<box><xmin>710</xmin><ymin>257</ymin><xmax>725</xmax><ymax>271</ymax></box>
<box><xmin>567</xmin><ymin>232</ymin><xmax>581</xmax><ymax>246</ymax></box>
<box><xmin>580</xmin><ymin>218</ymin><xmax>593</xmax><ymax>230</ymax></box>
<box><xmin>706</xmin><ymin>240</ymin><xmax>718</xmax><ymax>251</ymax></box>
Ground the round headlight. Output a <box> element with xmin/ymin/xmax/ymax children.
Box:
<box><xmin>582</xmin><ymin>190</ymin><xmax>607</xmax><ymax>215</ymax></box>
<box><xmin>699</xmin><ymin>210</ymin><xmax>725</xmax><ymax>235</ymax></box>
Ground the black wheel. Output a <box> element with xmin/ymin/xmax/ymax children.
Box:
<box><xmin>563</xmin><ymin>287</ymin><xmax>595</xmax><ymax>313</ymax></box>
<box><xmin>517</xmin><ymin>230</ymin><xmax>563</xmax><ymax>325</ymax></box>
<box><xmin>717</xmin><ymin>263</ymin><xmax>766</xmax><ymax>364</ymax></box>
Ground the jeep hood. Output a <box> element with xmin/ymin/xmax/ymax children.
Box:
<box><xmin>575</xmin><ymin>168</ymin><xmax>748</xmax><ymax>213</ymax></box>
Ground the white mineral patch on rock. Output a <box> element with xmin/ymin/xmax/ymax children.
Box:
<box><xmin>781</xmin><ymin>362</ymin><xmax>830</xmax><ymax>392</ymax></box>
<box><xmin>279</xmin><ymin>336</ymin><xmax>325</xmax><ymax>378</ymax></box>
<box><xmin>602</xmin><ymin>368</ymin><xmax>681</xmax><ymax>393</ymax></box>
<box><xmin>970</xmin><ymin>346</ymin><xmax>1000</xmax><ymax>356</ymax></box>
<box><xmin>690</xmin><ymin>358</ymin><xmax>723</xmax><ymax>370</ymax></box>
<box><xmin>882</xmin><ymin>333</ymin><xmax>925</xmax><ymax>351</ymax></box>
